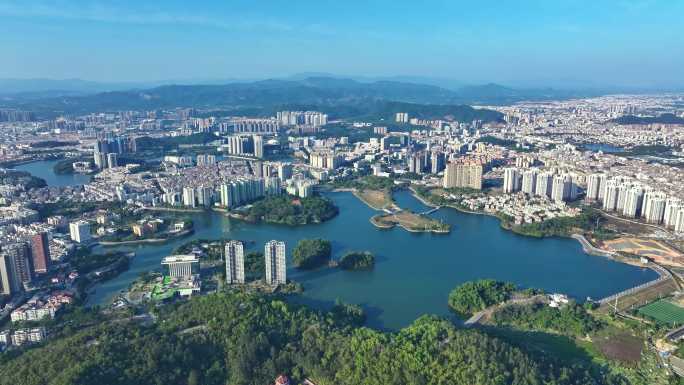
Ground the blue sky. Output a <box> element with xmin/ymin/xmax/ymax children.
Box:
<box><xmin>0</xmin><ymin>0</ymin><xmax>682</xmax><ymax>87</ymax></box>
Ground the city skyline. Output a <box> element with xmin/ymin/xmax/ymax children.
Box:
<box><xmin>1</xmin><ymin>0</ymin><xmax>683</xmax><ymax>88</ymax></box>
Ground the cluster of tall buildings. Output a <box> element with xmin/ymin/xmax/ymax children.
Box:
<box><xmin>219</xmin><ymin>177</ymin><xmax>282</xmax><ymax>208</ymax></box>
<box><xmin>0</xmin><ymin>232</ymin><xmax>51</xmax><ymax>296</ymax></box>
<box><xmin>0</xmin><ymin>109</ymin><xmax>35</xmax><ymax>122</ymax></box>
<box><xmin>309</xmin><ymin>151</ymin><xmax>343</xmax><ymax>170</ymax></box>
<box><xmin>181</xmin><ymin>186</ymin><xmax>214</xmax><ymax>208</ymax></box>
<box><xmin>586</xmin><ymin>174</ymin><xmax>684</xmax><ymax>231</ymax></box>
<box><xmin>161</xmin><ymin>164</ymin><xmax>303</xmax><ymax>209</ymax></box>
<box><xmin>225</xmin><ymin>240</ymin><xmax>286</xmax><ymax>286</ymax></box>
<box><xmin>408</xmin><ymin>151</ymin><xmax>446</xmax><ymax>174</ymax></box>
<box><xmin>277</xmin><ymin>111</ymin><xmax>328</xmax><ymax>127</ymax></box>
<box><xmin>195</xmin><ymin>154</ymin><xmax>217</xmax><ymax>166</ymax></box>
<box><xmin>225</xmin><ymin>134</ymin><xmax>264</xmax><ymax>158</ymax></box>
<box><xmin>395</xmin><ymin>112</ymin><xmax>409</xmax><ymax>123</ymax></box>
<box><xmin>503</xmin><ymin>168</ymin><xmax>577</xmax><ymax>203</ymax></box>
<box><xmin>232</xmin><ymin>118</ymin><xmax>280</xmax><ymax>133</ymax></box>
<box><xmin>93</xmin><ymin>136</ymin><xmax>136</xmax><ymax>170</ymax></box>
<box><xmin>443</xmin><ymin>161</ymin><xmax>483</xmax><ymax>190</ymax></box>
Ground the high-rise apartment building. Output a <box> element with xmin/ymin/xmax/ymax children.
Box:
<box><xmin>535</xmin><ymin>172</ymin><xmax>553</xmax><ymax>198</ymax></box>
<box><xmin>225</xmin><ymin>241</ymin><xmax>245</xmax><ymax>284</ymax></box>
<box><xmin>664</xmin><ymin>198</ymin><xmax>682</xmax><ymax>228</ymax></box>
<box><xmin>622</xmin><ymin>186</ymin><xmax>644</xmax><ymax>218</ymax></box>
<box><xmin>602</xmin><ymin>179</ymin><xmax>620</xmax><ymax>211</ymax></box>
<box><xmin>395</xmin><ymin>112</ymin><xmax>409</xmax><ymax>123</ymax></box>
<box><xmin>265</xmin><ymin>240</ymin><xmax>286</xmax><ymax>285</ymax></box>
<box><xmin>521</xmin><ymin>169</ymin><xmax>538</xmax><ymax>195</ymax></box>
<box><xmin>443</xmin><ymin>163</ymin><xmax>483</xmax><ymax>190</ymax></box>
<box><xmin>69</xmin><ymin>221</ymin><xmax>91</xmax><ymax>243</ymax></box>
<box><xmin>430</xmin><ymin>152</ymin><xmax>446</xmax><ymax>174</ymax></box>
<box><xmin>182</xmin><ymin>187</ymin><xmax>197</xmax><ymax>208</ymax></box>
<box><xmin>642</xmin><ymin>191</ymin><xmax>667</xmax><ymax>224</ymax></box>
<box><xmin>503</xmin><ymin>168</ymin><xmax>521</xmax><ymax>193</ymax></box>
<box><xmin>0</xmin><ymin>242</ymin><xmax>32</xmax><ymax>293</ymax></box>
<box><xmin>253</xmin><ymin>135</ymin><xmax>264</xmax><ymax>158</ymax></box>
<box><xmin>586</xmin><ymin>173</ymin><xmax>604</xmax><ymax>201</ymax></box>
<box><xmin>551</xmin><ymin>174</ymin><xmax>572</xmax><ymax>203</ymax></box>
<box><xmin>309</xmin><ymin>152</ymin><xmax>342</xmax><ymax>170</ymax></box>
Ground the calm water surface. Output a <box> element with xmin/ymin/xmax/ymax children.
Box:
<box><xmin>15</xmin><ymin>160</ymin><xmax>657</xmax><ymax>329</ymax></box>
<box><xmin>85</xmin><ymin>190</ymin><xmax>657</xmax><ymax>330</ymax></box>
<box><xmin>14</xmin><ymin>159</ymin><xmax>91</xmax><ymax>187</ymax></box>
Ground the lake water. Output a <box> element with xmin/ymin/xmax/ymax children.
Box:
<box><xmin>84</xmin><ymin>190</ymin><xmax>658</xmax><ymax>330</ymax></box>
<box><xmin>582</xmin><ymin>143</ymin><xmax>626</xmax><ymax>153</ymax></box>
<box><xmin>13</xmin><ymin>159</ymin><xmax>91</xmax><ymax>187</ymax></box>
<box><xmin>14</xmin><ymin>160</ymin><xmax>658</xmax><ymax>329</ymax></box>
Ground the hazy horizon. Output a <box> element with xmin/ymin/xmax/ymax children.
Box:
<box><xmin>1</xmin><ymin>1</ymin><xmax>683</xmax><ymax>89</ymax></box>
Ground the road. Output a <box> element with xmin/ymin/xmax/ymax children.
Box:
<box><xmin>464</xmin><ymin>295</ymin><xmax>546</xmax><ymax>327</ymax></box>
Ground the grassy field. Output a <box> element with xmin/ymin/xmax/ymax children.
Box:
<box><xmin>354</xmin><ymin>189</ymin><xmax>393</xmax><ymax>210</ymax></box>
<box><xmin>638</xmin><ymin>299</ymin><xmax>684</xmax><ymax>325</ymax></box>
<box><xmin>371</xmin><ymin>210</ymin><xmax>449</xmax><ymax>232</ymax></box>
<box><xmin>597</xmin><ymin>278</ymin><xmax>678</xmax><ymax>313</ymax></box>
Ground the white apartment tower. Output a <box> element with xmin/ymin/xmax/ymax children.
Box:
<box><xmin>551</xmin><ymin>174</ymin><xmax>572</xmax><ymax>203</ymax></box>
<box><xmin>586</xmin><ymin>173</ymin><xmax>603</xmax><ymax>201</ymax></box>
<box><xmin>535</xmin><ymin>172</ymin><xmax>553</xmax><ymax>198</ymax></box>
<box><xmin>602</xmin><ymin>179</ymin><xmax>620</xmax><ymax>211</ymax></box>
<box><xmin>664</xmin><ymin>198</ymin><xmax>682</xmax><ymax>228</ymax></box>
<box><xmin>69</xmin><ymin>221</ymin><xmax>91</xmax><ymax>243</ymax></box>
<box><xmin>265</xmin><ymin>240</ymin><xmax>286</xmax><ymax>285</ymax></box>
<box><xmin>225</xmin><ymin>240</ymin><xmax>245</xmax><ymax>284</ymax></box>
<box><xmin>675</xmin><ymin>208</ymin><xmax>684</xmax><ymax>234</ymax></box>
<box><xmin>622</xmin><ymin>186</ymin><xmax>644</xmax><ymax>218</ymax></box>
<box><xmin>642</xmin><ymin>191</ymin><xmax>667</xmax><ymax>224</ymax></box>
<box><xmin>182</xmin><ymin>186</ymin><xmax>197</xmax><ymax>208</ymax></box>
<box><xmin>521</xmin><ymin>169</ymin><xmax>538</xmax><ymax>195</ymax></box>
<box><xmin>503</xmin><ymin>168</ymin><xmax>521</xmax><ymax>193</ymax></box>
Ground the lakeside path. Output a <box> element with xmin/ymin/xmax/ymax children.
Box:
<box><xmin>142</xmin><ymin>206</ymin><xmax>206</xmax><ymax>213</ymax></box>
<box><xmin>407</xmin><ymin>187</ymin><xmax>675</xmax><ymax>300</ymax></box>
<box><xmin>464</xmin><ymin>295</ymin><xmax>547</xmax><ymax>327</ymax></box>
<box><xmin>97</xmin><ymin>229</ymin><xmax>193</xmax><ymax>246</ymax></box>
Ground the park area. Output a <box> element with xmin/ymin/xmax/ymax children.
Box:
<box><xmin>638</xmin><ymin>299</ymin><xmax>684</xmax><ymax>325</ymax></box>
<box><xmin>354</xmin><ymin>189</ymin><xmax>394</xmax><ymax>210</ymax></box>
<box><xmin>371</xmin><ymin>210</ymin><xmax>450</xmax><ymax>233</ymax></box>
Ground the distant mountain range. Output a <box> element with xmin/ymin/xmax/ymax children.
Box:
<box><xmin>0</xmin><ymin>76</ymin><xmax>614</xmax><ymax>120</ymax></box>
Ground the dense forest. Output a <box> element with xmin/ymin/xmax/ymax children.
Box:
<box><xmin>0</xmin><ymin>291</ymin><xmax>631</xmax><ymax>385</ymax></box>
<box><xmin>492</xmin><ymin>302</ymin><xmax>603</xmax><ymax>336</ymax></box>
<box><xmin>338</xmin><ymin>251</ymin><xmax>375</xmax><ymax>270</ymax></box>
<box><xmin>448</xmin><ymin>279</ymin><xmax>516</xmax><ymax>317</ymax></box>
<box><xmin>245</xmin><ymin>195</ymin><xmax>338</xmax><ymax>225</ymax></box>
<box><xmin>291</xmin><ymin>239</ymin><xmax>332</xmax><ymax>269</ymax></box>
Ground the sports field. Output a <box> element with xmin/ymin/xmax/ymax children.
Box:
<box><xmin>638</xmin><ymin>300</ymin><xmax>684</xmax><ymax>325</ymax></box>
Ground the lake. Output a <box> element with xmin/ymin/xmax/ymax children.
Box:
<box><xmin>581</xmin><ymin>143</ymin><xmax>626</xmax><ymax>153</ymax></box>
<box><xmin>14</xmin><ymin>160</ymin><xmax>658</xmax><ymax>329</ymax></box>
<box><xmin>13</xmin><ymin>159</ymin><xmax>91</xmax><ymax>187</ymax></box>
<box><xmin>85</xmin><ymin>190</ymin><xmax>658</xmax><ymax>330</ymax></box>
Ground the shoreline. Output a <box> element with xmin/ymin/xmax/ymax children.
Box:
<box><xmin>369</xmin><ymin>213</ymin><xmax>450</xmax><ymax>234</ymax></box>
<box><xmin>351</xmin><ymin>189</ymin><xmax>398</xmax><ymax>212</ymax></box>
<box><xmin>407</xmin><ymin>188</ymin><xmax>666</xmax><ymax>283</ymax></box>
<box><xmin>97</xmin><ymin>229</ymin><xmax>194</xmax><ymax>246</ymax></box>
<box><xmin>142</xmin><ymin>206</ymin><xmax>206</xmax><ymax>213</ymax></box>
